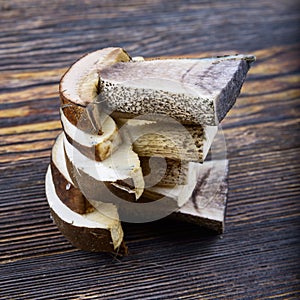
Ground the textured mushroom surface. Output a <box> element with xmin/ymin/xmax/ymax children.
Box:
<box><xmin>99</xmin><ymin>54</ymin><xmax>255</xmax><ymax>125</ymax></box>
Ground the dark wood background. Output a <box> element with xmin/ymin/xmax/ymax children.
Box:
<box><xmin>1</xmin><ymin>1</ymin><xmax>299</xmax><ymax>299</ymax></box>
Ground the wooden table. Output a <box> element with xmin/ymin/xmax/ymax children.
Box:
<box><xmin>1</xmin><ymin>1</ymin><xmax>299</xmax><ymax>299</ymax></box>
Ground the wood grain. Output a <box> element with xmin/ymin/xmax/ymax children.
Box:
<box><xmin>0</xmin><ymin>0</ymin><xmax>300</xmax><ymax>299</ymax></box>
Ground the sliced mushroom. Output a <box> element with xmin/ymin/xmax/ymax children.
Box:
<box><xmin>98</xmin><ymin>54</ymin><xmax>255</xmax><ymax>125</ymax></box>
<box><xmin>143</xmin><ymin>161</ymin><xmax>198</xmax><ymax>208</ymax></box>
<box><xmin>112</xmin><ymin>114</ymin><xmax>218</xmax><ymax>168</ymax></box>
<box><xmin>45</xmin><ymin>166</ymin><xmax>127</xmax><ymax>254</ymax></box>
<box><xmin>51</xmin><ymin>133</ymin><xmax>92</xmax><ymax>214</ymax></box>
<box><xmin>140</xmin><ymin>156</ymin><xmax>189</xmax><ymax>187</ymax></box>
<box><xmin>172</xmin><ymin>159</ymin><xmax>229</xmax><ymax>234</ymax></box>
<box><xmin>60</xmin><ymin>108</ymin><xmax>122</xmax><ymax>161</ymax></box>
<box><xmin>46</xmin><ymin>47</ymin><xmax>251</xmax><ymax>253</ymax></box>
<box><xmin>59</xmin><ymin>47</ymin><xmax>131</xmax><ymax>132</ymax></box>
<box><xmin>63</xmin><ymin>132</ymin><xmax>144</xmax><ymax>202</ymax></box>
<box><xmin>47</xmin><ymin>155</ymin><xmax>228</xmax><ymax>246</ymax></box>
<box><xmin>120</xmin><ymin>119</ymin><xmax>218</xmax><ymax>162</ymax></box>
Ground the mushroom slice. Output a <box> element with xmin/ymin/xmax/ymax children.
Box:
<box><xmin>59</xmin><ymin>47</ymin><xmax>131</xmax><ymax>132</ymax></box>
<box><xmin>63</xmin><ymin>132</ymin><xmax>144</xmax><ymax>202</ymax></box>
<box><xmin>51</xmin><ymin>133</ymin><xmax>92</xmax><ymax>214</ymax></box>
<box><xmin>60</xmin><ymin>108</ymin><xmax>122</xmax><ymax>161</ymax></box>
<box><xmin>45</xmin><ymin>166</ymin><xmax>127</xmax><ymax>254</ymax></box>
<box><xmin>140</xmin><ymin>156</ymin><xmax>189</xmax><ymax>187</ymax></box>
<box><xmin>98</xmin><ymin>54</ymin><xmax>255</xmax><ymax>126</ymax></box>
<box><xmin>124</xmin><ymin>121</ymin><xmax>218</xmax><ymax>162</ymax></box>
<box><xmin>172</xmin><ymin>159</ymin><xmax>229</xmax><ymax>234</ymax></box>
<box><xmin>143</xmin><ymin>161</ymin><xmax>198</xmax><ymax>208</ymax></box>
<box><xmin>113</xmin><ymin>115</ymin><xmax>218</xmax><ymax>163</ymax></box>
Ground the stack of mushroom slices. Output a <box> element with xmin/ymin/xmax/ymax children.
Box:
<box><xmin>45</xmin><ymin>47</ymin><xmax>255</xmax><ymax>255</ymax></box>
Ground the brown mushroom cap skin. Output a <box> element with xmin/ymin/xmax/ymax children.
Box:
<box><xmin>50</xmin><ymin>208</ymin><xmax>128</xmax><ymax>255</ymax></box>
<box><xmin>60</xmin><ymin>99</ymin><xmax>94</xmax><ymax>132</ymax></box>
<box><xmin>50</xmin><ymin>161</ymin><xmax>93</xmax><ymax>214</ymax></box>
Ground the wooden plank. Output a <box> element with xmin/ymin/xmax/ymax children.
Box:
<box><xmin>0</xmin><ymin>1</ymin><xmax>299</xmax><ymax>71</ymax></box>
